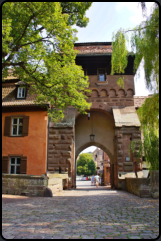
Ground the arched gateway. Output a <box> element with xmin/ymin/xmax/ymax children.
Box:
<box><xmin>48</xmin><ymin>42</ymin><xmax>142</xmax><ymax>190</ymax></box>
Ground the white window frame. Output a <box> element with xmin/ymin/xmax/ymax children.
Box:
<box><xmin>10</xmin><ymin>157</ymin><xmax>21</xmax><ymax>174</ymax></box>
<box><xmin>12</xmin><ymin>117</ymin><xmax>23</xmax><ymax>136</ymax></box>
<box><xmin>17</xmin><ymin>87</ymin><xmax>26</xmax><ymax>98</ymax></box>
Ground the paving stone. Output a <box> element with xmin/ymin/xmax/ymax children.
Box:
<box><xmin>2</xmin><ymin>182</ymin><xmax>159</xmax><ymax>240</ymax></box>
<box><xmin>128</xmin><ymin>236</ymin><xmax>142</xmax><ymax>239</ymax></box>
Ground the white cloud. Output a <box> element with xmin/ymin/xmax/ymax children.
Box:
<box><xmin>116</xmin><ymin>2</ymin><xmax>155</xmax><ymax>25</ymax></box>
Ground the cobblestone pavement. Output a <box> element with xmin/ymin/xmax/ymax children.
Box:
<box><xmin>2</xmin><ymin>182</ymin><xmax>159</xmax><ymax>239</ymax></box>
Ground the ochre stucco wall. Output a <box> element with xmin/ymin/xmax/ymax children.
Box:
<box><xmin>2</xmin><ymin>111</ymin><xmax>48</xmax><ymax>175</ymax></box>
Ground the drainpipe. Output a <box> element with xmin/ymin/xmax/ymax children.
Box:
<box><xmin>46</xmin><ymin>117</ymin><xmax>50</xmax><ymax>176</ymax></box>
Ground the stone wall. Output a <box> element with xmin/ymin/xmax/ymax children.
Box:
<box><xmin>150</xmin><ymin>171</ymin><xmax>159</xmax><ymax>198</ymax></box>
<box><xmin>115</xmin><ymin>127</ymin><xmax>142</xmax><ymax>173</ymax></box>
<box><xmin>125</xmin><ymin>171</ymin><xmax>159</xmax><ymax>198</ymax></box>
<box><xmin>87</xmin><ymin>75</ymin><xmax>135</xmax><ymax>115</ymax></box>
<box><xmin>125</xmin><ymin>177</ymin><xmax>151</xmax><ymax>198</ymax></box>
<box><xmin>48</xmin><ymin>107</ymin><xmax>75</xmax><ymax>189</ymax></box>
<box><xmin>48</xmin><ymin>127</ymin><xmax>74</xmax><ymax>188</ymax></box>
<box><xmin>2</xmin><ymin>174</ymin><xmax>63</xmax><ymax>197</ymax></box>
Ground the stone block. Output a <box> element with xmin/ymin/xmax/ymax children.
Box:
<box><xmin>132</xmin><ymin>133</ymin><xmax>141</xmax><ymax>139</ymax></box>
<box><xmin>55</xmin><ymin>144</ymin><xmax>70</xmax><ymax>150</ymax></box>
<box><xmin>48</xmin><ymin>177</ymin><xmax>62</xmax><ymax>186</ymax></box>
<box><xmin>117</xmin><ymin>150</ymin><xmax>123</xmax><ymax>157</ymax></box>
<box><xmin>117</xmin><ymin>144</ymin><xmax>122</xmax><ymax>150</ymax></box>
<box><xmin>55</xmin><ymin>140</ymin><xmax>72</xmax><ymax>144</ymax></box>
<box><xmin>61</xmin><ymin>135</ymin><xmax>66</xmax><ymax>140</ymax></box>
<box><xmin>48</xmin><ymin>158</ymin><xmax>59</xmax><ymax>164</ymax></box>
<box><xmin>59</xmin><ymin>129</ymin><xmax>74</xmax><ymax>134</ymax></box>
<box><xmin>60</xmin><ymin>159</ymin><xmax>66</xmax><ymax>164</ymax></box>
<box><xmin>117</xmin><ymin>133</ymin><xmax>122</xmax><ymax>138</ymax></box>
<box><xmin>61</xmin><ymin>151</ymin><xmax>71</xmax><ymax>157</ymax></box>
<box><xmin>151</xmin><ymin>192</ymin><xmax>159</xmax><ymax>198</ymax></box>
<box><xmin>118</xmin><ymin>162</ymin><xmax>123</xmax><ymax>166</ymax></box>
<box><xmin>48</xmin><ymin>150</ymin><xmax>59</xmax><ymax>154</ymax></box>
<box><xmin>49</xmin><ymin>129</ymin><xmax>57</xmax><ymax>134</ymax></box>
<box><xmin>49</xmin><ymin>135</ymin><xmax>60</xmax><ymax>140</ymax></box>
<box><xmin>67</xmin><ymin>135</ymin><xmax>72</xmax><ymax>140</ymax></box>
<box><xmin>124</xmin><ymin>166</ymin><xmax>133</xmax><ymax>172</ymax></box>
<box><xmin>49</xmin><ymin>144</ymin><xmax>54</xmax><ymax>149</ymax></box>
<box><xmin>104</xmin><ymin>99</ymin><xmax>110</xmax><ymax>102</ymax></box>
<box><xmin>124</xmin><ymin>162</ymin><xmax>133</xmax><ymax>166</ymax></box>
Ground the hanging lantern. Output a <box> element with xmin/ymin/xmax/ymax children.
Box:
<box><xmin>90</xmin><ymin>134</ymin><xmax>95</xmax><ymax>141</ymax></box>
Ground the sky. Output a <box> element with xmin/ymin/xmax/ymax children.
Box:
<box><xmin>77</xmin><ymin>2</ymin><xmax>155</xmax><ymax>154</ymax></box>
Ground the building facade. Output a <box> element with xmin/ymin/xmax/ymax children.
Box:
<box><xmin>2</xmin><ymin>42</ymin><xmax>149</xmax><ymax>191</ymax></box>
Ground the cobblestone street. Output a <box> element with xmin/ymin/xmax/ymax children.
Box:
<box><xmin>2</xmin><ymin>181</ymin><xmax>159</xmax><ymax>239</ymax></box>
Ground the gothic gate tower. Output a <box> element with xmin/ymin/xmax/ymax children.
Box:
<box><xmin>48</xmin><ymin>42</ymin><xmax>142</xmax><ymax>189</ymax></box>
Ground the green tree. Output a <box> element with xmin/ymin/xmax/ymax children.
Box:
<box><xmin>111</xmin><ymin>2</ymin><xmax>159</xmax><ymax>171</ymax></box>
<box><xmin>111</xmin><ymin>2</ymin><xmax>159</xmax><ymax>92</ymax></box>
<box><xmin>77</xmin><ymin>153</ymin><xmax>96</xmax><ymax>176</ymax></box>
<box><xmin>2</xmin><ymin>2</ymin><xmax>92</xmax><ymax>122</ymax></box>
<box><xmin>135</xmin><ymin>93</ymin><xmax>159</xmax><ymax>171</ymax></box>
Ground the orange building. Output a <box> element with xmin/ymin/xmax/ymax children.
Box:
<box><xmin>2</xmin><ymin>78</ymin><xmax>49</xmax><ymax>176</ymax></box>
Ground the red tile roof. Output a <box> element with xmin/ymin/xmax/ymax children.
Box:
<box><xmin>74</xmin><ymin>42</ymin><xmax>112</xmax><ymax>54</ymax></box>
<box><xmin>2</xmin><ymin>83</ymin><xmax>37</xmax><ymax>106</ymax></box>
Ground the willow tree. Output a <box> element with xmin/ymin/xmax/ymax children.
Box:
<box><xmin>111</xmin><ymin>2</ymin><xmax>159</xmax><ymax>171</ymax></box>
<box><xmin>2</xmin><ymin>2</ymin><xmax>92</xmax><ymax>122</ymax></box>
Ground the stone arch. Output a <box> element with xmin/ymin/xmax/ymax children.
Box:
<box><xmin>75</xmin><ymin>141</ymin><xmax>113</xmax><ymax>164</ymax></box>
<box><xmin>75</xmin><ymin>107</ymin><xmax>114</xmax><ymax>120</ymax></box>
<box><xmin>118</xmin><ymin>89</ymin><xmax>125</xmax><ymax>97</ymax></box>
<box><xmin>91</xmin><ymin>89</ymin><xmax>99</xmax><ymax>97</ymax></box>
<box><xmin>109</xmin><ymin>89</ymin><xmax>116</xmax><ymax>97</ymax></box>
<box><xmin>127</xmin><ymin>88</ymin><xmax>134</xmax><ymax>97</ymax></box>
<box><xmin>100</xmin><ymin>89</ymin><xmax>108</xmax><ymax>97</ymax></box>
<box><xmin>75</xmin><ymin>110</ymin><xmax>115</xmax><ymax>167</ymax></box>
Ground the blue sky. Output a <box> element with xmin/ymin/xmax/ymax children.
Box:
<box><xmin>77</xmin><ymin>2</ymin><xmax>155</xmax><ymax>154</ymax></box>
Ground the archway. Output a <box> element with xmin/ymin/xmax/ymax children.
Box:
<box><xmin>75</xmin><ymin>110</ymin><xmax>115</xmax><ymax>188</ymax></box>
<box><xmin>76</xmin><ymin>145</ymin><xmax>112</xmax><ymax>189</ymax></box>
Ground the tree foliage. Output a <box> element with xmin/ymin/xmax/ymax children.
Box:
<box><xmin>2</xmin><ymin>2</ymin><xmax>92</xmax><ymax>122</ymax></box>
<box><xmin>77</xmin><ymin>153</ymin><xmax>96</xmax><ymax>176</ymax></box>
<box><xmin>111</xmin><ymin>2</ymin><xmax>159</xmax><ymax>92</ymax></box>
<box><xmin>136</xmin><ymin>93</ymin><xmax>159</xmax><ymax>171</ymax></box>
<box><xmin>130</xmin><ymin>94</ymin><xmax>159</xmax><ymax>171</ymax></box>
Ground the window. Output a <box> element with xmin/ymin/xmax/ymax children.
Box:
<box><xmin>12</xmin><ymin>117</ymin><xmax>23</xmax><ymax>136</ymax></box>
<box><xmin>98</xmin><ymin>69</ymin><xmax>106</xmax><ymax>81</ymax></box>
<box><xmin>10</xmin><ymin>157</ymin><xmax>21</xmax><ymax>174</ymax></box>
<box><xmin>4</xmin><ymin>116</ymin><xmax>29</xmax><ymax>137</ymax></box>
<box><xmin>17</xmin><ymin>87</ymin><xmax>26</xmax><ymax>98</ymax></box>
<box><xmin>2</xmin><ymin>156</ymin><xmax>27</xmax><ymax>174</ymax></box>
